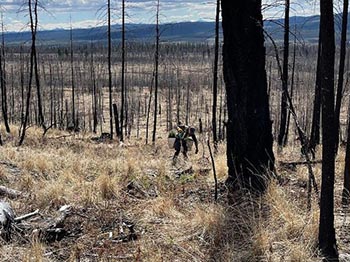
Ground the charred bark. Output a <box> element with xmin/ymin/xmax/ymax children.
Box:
<box><xmin>221</xmin><ymin>0</ymin><xmax>274</xmax><ymax>191</ymax></box>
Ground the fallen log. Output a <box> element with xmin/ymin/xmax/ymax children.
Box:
<box><xmin>0</xmin><ymin>203</ymin><xmax>74</xmax><ymax>243</ymax></box>
<box><xmin>0</xmin><ymin>201</ymin><xmax>15</xmax><ymax>241</ymax></box>
<box><xmin>0</xmin><ymin>186</ymin><xmax>25</xmax><ymax>199</ymax></box>
<box><xmin>40</xmin><ymin>205</ymin><xmax>72</xmax><ymax>242</ymax></box>
<box><xmin>174</xmin><ymin>166</ymin><xmax>194</xmax><ymax>177</ymax></box>
<box><xmin>279</xmin><ymin>160</ymin><xmax>322</xmax><ymax>166</ymax></box>
<box><xmin>14</xmin><ymin>209</ymin><xmax>40</xmax><ymax>223</ymax></box>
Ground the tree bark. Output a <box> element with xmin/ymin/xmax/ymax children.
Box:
<box><xmin>152</xmin><ymin>0</ymin><xmax>160</xmax><ymax>144</ymax></box>
<box><xmin>310</xmin><ymin>29</ymin><xmax>322</xmax><ymax>153</ymax></box>
<box><xmin>0</xmin><ymin>16</ymin><xmax>10</xmax><ymax>133</ymax></box>
<box><xmin>108</xmin><ymin>0</ymin><xmax>113</xmax><ymax>139</ymax></box>
<box><xmin>277</xmin><ymin>0</ymin><xmax>290</xmax><ymax>148</ymax></box>
<box><xmin>283</xmin><ymin>29</ymin><xmax>297</xmax><ymax>146</ymax></box>
<box><xmin>120</xmin><ymin>0</ymin><xmax>126</xmax><ymax>141</ymax></box>
<box><xmin>212</xmin><ymin>0</ymin><xmax>220</xmax><ymax>149</ymax></box>
<box><xmin>33</xmin><ymin>1</ymin><xmax>44</xmax><ymax>129</ymax></box>
<box><xmin>318</xmin><ymin>0</ymin><xmax>339</xmax><ymax>260</ymax></box>
<box><xmin>334</xmin><ymin>0</ymin><xmax>349</xmax><ymax>154</ymax></box>
<box><xmin>221</xmin><ymin>0</ymin><xmax>274</xmax><ymax>191</ymax></box>
<box><xmin>19</xmin><ymin>0</ymin><xmax>37</xmax><ymax>145</ymax></box>
<box><xmin>70</xmin><ymin>22</ymin><xmax>75</xmax><ymax>129</ymax></box>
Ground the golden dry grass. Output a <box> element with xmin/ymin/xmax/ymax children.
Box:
<box><xmin>0</xmin><ymin>125</ymin><xmax>347</xmax><ymax>261</ymax></box>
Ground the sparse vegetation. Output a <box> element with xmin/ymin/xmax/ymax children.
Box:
<box><xmin>0</xmin><ymin>0</ymin><xmax>349</xmax><ymax>261</ymax></box>
<box><xmin>0</xmin><ymin>125</ymin><xmax>348</xmax><ymax>261</ymax></box>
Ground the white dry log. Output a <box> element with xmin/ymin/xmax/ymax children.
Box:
<box><xmin>14</xmin><ymin>209</ymin><xmax>40</xmax><ymax>223</ymax></box>
<box><xmin>0</xmin><ymin>186</ymin><xmax>25</xmax><ymax>199</ymax></box>
<box><xmin>0</xmin><ymin>201</ymin><xmax>15</xmax><ymax>241</ymax></box>
<box><xmin>0</xmin><ymin>201</ymin><xmax>15</xmax><ymax>224</ymax></box>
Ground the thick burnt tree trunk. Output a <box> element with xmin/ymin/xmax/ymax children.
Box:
<box><xmin>221</xmin><ymin>0</ymin><xmax>274</xmax><ymax>191</ymax></box>
<box><xmin>318</xmin><ymin>0</ymin><xmax>339</xmax><ymax>260</ymax></box>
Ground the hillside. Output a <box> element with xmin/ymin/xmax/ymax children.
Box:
<box><xmin>2</xmin><ymin>15</ymin><xmax>329</xmax><ymax>44</ymax></box>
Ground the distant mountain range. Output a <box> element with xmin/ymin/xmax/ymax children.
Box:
<box><xmin>3</xmin><ymin>14</ymin><xmax>344</xmax><ymax>45</ymax></box>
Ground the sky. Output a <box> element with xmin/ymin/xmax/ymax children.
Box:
<box><xmin>0</xmin><ymin>0</ymin><xmax>321</xmax><ymax>32</ymax></box>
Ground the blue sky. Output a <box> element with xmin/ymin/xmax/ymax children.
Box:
<box><xmin>0</xmin><ymin>0</ymin><xmax>320</xmax><ymax>32</ymax></box>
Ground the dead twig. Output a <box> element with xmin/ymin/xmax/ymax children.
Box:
<box><xmin>14</xmin><ymin>209</ymin><xmax>40</xmax><ymax>223</ymax></box>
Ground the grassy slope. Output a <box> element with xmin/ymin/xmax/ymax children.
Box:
<box><xmin>0</xmin><ymin>125</ymin><xmax>348</xmax><ymax>261</ymax></box>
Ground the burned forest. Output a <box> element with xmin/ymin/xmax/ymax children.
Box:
<box><xmin>0</xmin><ymin>0</ymin><xmax>349</xmax><ymax>261</ymax></box>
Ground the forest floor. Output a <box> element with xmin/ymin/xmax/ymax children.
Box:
<box><xmin>0</xmin><ymin>125</ymin><xmax>349</xmax><ymax>261</ymax></box>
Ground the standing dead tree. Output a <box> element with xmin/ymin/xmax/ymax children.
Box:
<box><xmin>152</xmin><ymin>0</ymin><xmax>160</xmax><ymax>144</ymax></box>
<box><xmin>310</xmin><ymin>27</ymin><xmax>322</xmax><ymax>154</ymax></box>
<box><xmin>120</xmin><ymin>0</ymin><xmax>126</xmax><ymax>141</ymax></box>
<box><xmin>334</xmin><ymin>0</ymin><xmax>349</xmax><ymax>154</ymax></box>
<box><xmin>221</xmin><ymin>0</ymin><xmax>274</xmax><ymax>192</ymax></box>
<box><xmin>283</xmin><ymin>27</ymin><xmax>297</xmax><ymax>146</ymax></box>
<box><xmin>19</xmin><ymin>0</ymin><xmax>43</xmax><ymax>145</ymax></box>
<box><xmin>212</xmin><ymin>0</ymin><xmax>220</xmax><ymax>150</ymax></box>
<box><xmin>29</xmin><ymin>0</ymin><xmax>45</xmax><ymax>129</ymax></box>
<box><xmin>108</xmin><ymin>0</ymin><xmax>113</xmax><ymax>139</ymax></box>
<box><xmin>318</xmin><ymin>0</ymin><xmax>339</xmax><ymax>259</ymax></box>
<box><xmin>0</xmin><ymin>13</ymin><xmax>10</xmax><ymax>133</ymax></box>
<box><xmin>266</xmin><ymin>33</ymin><xmax>319</xmax><ymax>207</ymax></box>
<box><xmin>277</xmin><ymin>0</ymin><xmax>289</xmax><ymax>149</ymax></box>
<box><xmin>70</xmin><ymin>20</ymin><xmax>76</xmax><ymax>130</ymax></box>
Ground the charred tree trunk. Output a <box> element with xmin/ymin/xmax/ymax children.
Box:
<box><xmin>20</xmin><ymin>46</ymin><xmax>25</xmax><ymax>127</ymax></box>
<box><xmin>310</xmin><ymin>30</ymin><xmax>322</xmax><ymax>153</ymax></box>
<box><xmin>167</xmin><ymin>81</ymin><xmax>172</xmax><ymax>131</ymax></box>
<box><xmin>120</xmin><ymin>0</ymin><xmax>126</xmax><ymax>141</ymax></box>
<box><xmin>113</xmin><ymin>103</ymin><xmax>120</xmax><ymax>138</ymax></box>
<box><xmin>152</xmin><ymin>0</ymin><xmax>160</xmax><ymax>144</ymax></box>
<box><xmin>278</xmin><ymin>0</ymin><xmax>289</xmax><ymax>148</ymax></box>
<box><xmin>283</xmin><ymin>28</ymin><xmax>297</xmax><ymax>146</ymax></box>
<box><xmin>70</xmin><ymin>23</ymin><xmax>75</xmax><ymax>130</ymax></box>
<box><xmin>90</xmin><ymin>43</ymin><xmax>98</xmax><ymax>134</ymax></box>
<box><xmin>0</xmin><ymin>17</ymin><xmax>10</xmax><ymax>133</ymax></box>
<box><xmin>33</xmin><ymin>2</ymin><xmax>44</xmax><ymax>129</ymax></box>
<box><xmin>108</xmin><ymin>0</ymin><xmax>113</xmax><ymax>139</ymax></box>
<box><xmin>19</xmin><ymin>0</ymin><xmax>39</xmax><ymax>145</ymax></box>
<box><xmin>334</xmin><ymin>0</ymin><xmax>349</xmax><ymax>154</ymax></box>
<box><xmin>318</xmin><ymin>0</ymin><xmax>339</xmax><ymax>260</ymax></box>
<box><xmin>212</xmin><ymin>0</ymin><xmax>220</xmax><ymax>148</ymax></box>
<box><xmin>221</xmin><ymin>0</ymin><xmax>274</xmax><ymax>191</ymax></box>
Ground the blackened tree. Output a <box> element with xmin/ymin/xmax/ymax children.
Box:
<box><xmin>212</xmin><ymin>0</ymin><xmax>220</xmax><ymax>149</ymax></box>
<box><xmin>318</xmin><ymin>0</ymin><xmax>339</xmax><ymax>260</ymax></box>
<box><xmin>221</xmin><ymin>0</ymin><xmax>274</xmax><ymax>191</ymax></box>
<box><xmin>277</xmin><ymin>0</ymin><xmax>289</xmax><ymax>148</ymax></box>
<box><xmin>334</xmin><ymin>0</ymin><xmax>349</xmax><ymax>153</ymax></box>
<box><xmin>108</xmin><ymin>0</ymin><xmax>113</xmax><ymax>139</ymax></box>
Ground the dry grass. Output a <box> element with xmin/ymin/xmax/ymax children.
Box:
<box><xmin>0</xmin><ymin>126</ymin><xmax>348</xmax><ymax>261</ymax></box>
